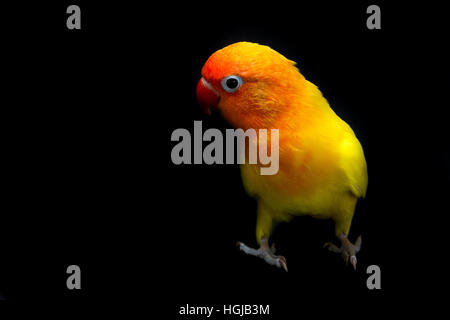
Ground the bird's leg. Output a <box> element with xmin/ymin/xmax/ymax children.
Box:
<box><xmin>237</xmin><ymin>236</ymin><xmax>288</xmax><ymax>272</ymax></box>
<box><xmin>324</xmin><ymin>233</ymin><xmax>361</xmax><ymax>270</ymax></box>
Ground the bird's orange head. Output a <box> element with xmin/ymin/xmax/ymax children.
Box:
<box><xmin>197</xmin><ymin>42</ymin><xmax>306</xmax><ymax>129</ymax></box>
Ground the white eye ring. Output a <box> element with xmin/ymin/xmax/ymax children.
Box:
<box><xmin>221</xmin><ymin>75</ymin><xmax>243</xmax><ymax>93</ymax></box>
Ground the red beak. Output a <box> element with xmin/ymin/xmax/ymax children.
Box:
<box><xmin>196</xmin><ymin>77</ymin><xmax>220</xmax><ymax>115</ymax></box>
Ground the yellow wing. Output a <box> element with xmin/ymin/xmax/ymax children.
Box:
<box><xmin>339</xmin><ymin>127</ymin><xmax>368</xmax><ymax>199</ymax></box>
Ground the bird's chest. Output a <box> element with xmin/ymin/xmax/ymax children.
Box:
<box><xmin>240</xmin><ymin>146</ymin><xmax>343</xmax><ymax>216</ymax></box>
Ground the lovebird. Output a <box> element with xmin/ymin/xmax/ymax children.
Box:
<box><xmin>196</xmin><ymin>42</ymin><xmax>368</xmax><ymax>271</ymax></box>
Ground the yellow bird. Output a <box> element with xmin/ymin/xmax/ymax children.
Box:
<box><xmin>196</xmin><ymin>42</ymin><xmax>368</xmax><ymax>271</ymax></box>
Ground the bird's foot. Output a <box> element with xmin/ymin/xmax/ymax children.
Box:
<box><xmin>237</xmin><ymin>236</ymin><xmax>288</xmax><ymax>272</ymax></box>
<box><xmin>324</xmin><ymin>233</ymin><xmax>361</xmax><ymax>270</ymax></box>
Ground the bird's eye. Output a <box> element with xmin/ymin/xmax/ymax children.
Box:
<box><xmin>221</xmin><ymin>75</ymin><xmax>243</xmax><ymax>93</ymax></box>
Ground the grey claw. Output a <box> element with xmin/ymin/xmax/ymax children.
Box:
<box><xmin>238</xmin><ymin>240</ymin><xmax>288</xmax><ymax>272</ymax></box>
<box><xmin>278</xmin><ymin>256</ymin><xmax>288</xmax><ymax>272</ymax></box>
<box><xmin>354</xmin><ymin>236</ymin><xmax>362</xmax><ymax>253</ymax></box>
<box><xmin>325</xmin><ymin>235</ymin><xmax>361</xmax><ymax>271</ymax></box>
<box><xmin>324</xmin><ymin>242</ymin><xmax>341</xmax><ymax>253</ymax></box>
<box><xmin>350</xmin><ymin>256</ymin><xmax>357</xmax><ymax>270</ymax></box>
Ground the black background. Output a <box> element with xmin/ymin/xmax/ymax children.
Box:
<box><xmin>1</xmin><ymin>0</ymin><xmax>449</xmax><ymax>316</ymax></box>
